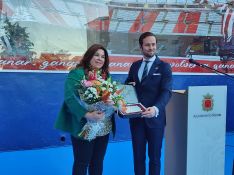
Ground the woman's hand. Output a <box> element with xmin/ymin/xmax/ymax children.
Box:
<box><xmin>105</xmin><ymin>99</ymin><xmax>115</xmax><ymax>105</ymax></box>
<box><xmin>85</xmin><ymin>111</ymin><xmax>104</xmax><ymax>121</ymax></box>
<box><xmin>116</xmin><ymin>99</ymin><xmax>127</xmax><ymax>113</ymax></box>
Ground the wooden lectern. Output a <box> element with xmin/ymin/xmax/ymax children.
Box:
<box><xmin>165</xmin><ymin>86</ymin><xmax>227</xmax><ymax>175</ymax></box>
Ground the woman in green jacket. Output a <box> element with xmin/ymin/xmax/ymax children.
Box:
<box><xmin>55</xmin><ymin>44</ymin><xmax>115</xmax><ymax>175</ymax></box>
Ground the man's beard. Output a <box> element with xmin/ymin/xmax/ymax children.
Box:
<box><xmin>143</xmin><ymin>51</ymin><xmax>155</xmax><ymax>58</ymax></box>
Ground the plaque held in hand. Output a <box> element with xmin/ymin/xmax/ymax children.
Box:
<box><xmin>118</xmin><ymin>85</ymin><xmax>146</xmax><ymax>118</ymax></box>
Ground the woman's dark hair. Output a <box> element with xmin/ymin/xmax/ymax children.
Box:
<box><xmin>139</xmin><ymin>32</ymin><xmax>157</xmax><ymax>48</ymax></box>
<box><xmin>76</xmin><ymin>44</ymin><xmax>110</xmax><ymax>78</ymax></box>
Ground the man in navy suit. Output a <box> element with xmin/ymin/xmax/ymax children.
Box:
<box><xmin>125</xmin><ymin>32</ymin><xmax>172</xmax><ymax>175</ymax></box>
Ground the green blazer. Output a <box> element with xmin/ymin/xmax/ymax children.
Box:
<box><xmin>55</xmin><ymin>68</ymin><xmax>115</xmax><ymax>138</ymax></box>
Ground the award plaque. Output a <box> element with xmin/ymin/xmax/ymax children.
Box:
<box><xmin>118</xmin><ymin>85</ymin><xmax>146</xmax><ymax>118</ymax></box>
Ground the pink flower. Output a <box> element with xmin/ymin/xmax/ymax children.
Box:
<box><xmin>82</xmin><ymin>80</ymin><xmax>93</xmax><ymax>87</ymax></box>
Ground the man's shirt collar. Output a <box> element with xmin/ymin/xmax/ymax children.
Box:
<box><xmin>143</xmin><ymin>55</ymin><xmax>156</xmax><ymax>62</ymax></box>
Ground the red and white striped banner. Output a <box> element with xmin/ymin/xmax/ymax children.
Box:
<box><xmin>1</xmin><ymin>54</ymin><xmax>234</xmax><ymax>74</ymax></box>
<box><xmin>222</xmin><ymin>8</ymin><xmax>234</xmax><ymax>42</ymax></box>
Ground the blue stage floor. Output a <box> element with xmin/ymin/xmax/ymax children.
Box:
<box><xmin>0</xmin><ymin>133</ymin><xmax>233</xmax><ymax>175</ymax></box>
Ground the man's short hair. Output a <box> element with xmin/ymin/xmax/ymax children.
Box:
<box><xmin>139</xmin><ymin>32</ymin><xmax>157</xmax><ymax>48</ymax></box>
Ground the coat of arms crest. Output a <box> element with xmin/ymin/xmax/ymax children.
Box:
<box><xmin>202</xmin><ymin>93</ymin><xmax>214</xmax><ymax>111</ymax></box>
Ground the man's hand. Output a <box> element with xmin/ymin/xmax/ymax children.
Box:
<box><xmin>128</xmin><ymin>82</ymin><xmax>136</xmax><ymax>86</ymax></box>
<box><xmin>141</xmin><ymin>107</ymin><xmax>156</xmax><ymax>118</ymax></box>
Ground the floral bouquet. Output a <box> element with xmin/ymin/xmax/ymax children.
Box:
<box><xmin>76</xmin><ymin>70</ymin><xmax>126</xmax><ymax>141</ymax></box>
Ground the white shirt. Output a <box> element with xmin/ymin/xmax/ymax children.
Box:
<box><xmin>138</xmin><ymin>55</ymin><xmax>159</xmax><ymax>118</ymax></box>
<box><xmin>138</xmin><ymin>55</ymin><xmax>156</xmax><ymax>81</ymax></box>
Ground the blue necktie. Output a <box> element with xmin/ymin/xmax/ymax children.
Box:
<box><xmin>141</xmin><ymin>61</ymin><xmax>149</xmax><ymax>81</ymax></box>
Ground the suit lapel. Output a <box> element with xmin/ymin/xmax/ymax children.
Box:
<box><xmin>148</xmin><ymin>57</ymin><xmax>161</xmax><ymax>77</ymax></box>
<box><xmin>141</xmin><ymin>56</ymin><xmax>161</xmax><ymax>84</ymax></box>
<box><xmin>135</xmin><ymin>60</ymin><xmax>143</xmax><ymax>84</ymax></box>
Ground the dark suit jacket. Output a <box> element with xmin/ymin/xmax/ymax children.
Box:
<box><xmin>55</xmin><ymin>68</ymin><xmax>115</xmax><ymax>138</ymax></box>
<box><xmin>125</xmin><ymin>56</ymin><xmax>172</xmax><ymax>128</ymax></box>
